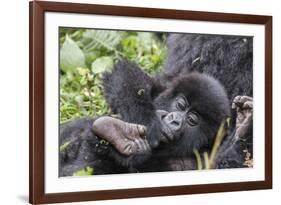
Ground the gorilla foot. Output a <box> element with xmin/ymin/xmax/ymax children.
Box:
<box><xmin>92</xmin><ymin>116</ymin><xmax>150</xmax><ymax>156</ymax></box>
<box><xmin>232</xmin><ymin>96</ymin><xmax>253</xmax><ymax>139</ymax></box>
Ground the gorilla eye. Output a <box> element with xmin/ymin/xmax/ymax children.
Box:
<box><xmin>177</xmin><ymin>101</ymin><xmax>186</xmax><ymax>111</ymax></box>
<box><xmin>176</xmin><ymin>96</ymin><xmax>188</xmax><ymax>111</ymax></box>
<box><xmin>187</xmin><ymin>112</ymin><xmax>199</xmax><ymax>126</ymax></box>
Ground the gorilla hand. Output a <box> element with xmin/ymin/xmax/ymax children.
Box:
<box><xmin>232</xmin><ymin>96</ymin><xmax>253</xmax><ymax>139</ymax></box>
<box><xmin>92</xmin><ymin>116</ymin><xmax>150</xmax><ymax>156</ymax></box>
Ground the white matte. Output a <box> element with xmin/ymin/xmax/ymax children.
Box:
<box><xmin>44</xmin><ymin>12</ymin><xmax>265</xmax><ymax>193</ymax></box>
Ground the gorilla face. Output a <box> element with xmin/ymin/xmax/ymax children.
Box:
<box><xmin>154</xmin><ymin>72</ymin><xmax>230</xmax><ymax>156</ymax></box>
<box><xmin>156</xmin><ymin>95</ymin><xmax>198</xmax><ymax>142</ymax></box>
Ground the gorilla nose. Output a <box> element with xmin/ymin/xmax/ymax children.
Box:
<box><xmin>156</xmin><ymin>110</ymin><xmax>184</xmax><ymax>132</ymax></box>
<box><xmin>165</xmin><ymin>112</ymin><xmax>183</xmax><ymax>131</ymax></box>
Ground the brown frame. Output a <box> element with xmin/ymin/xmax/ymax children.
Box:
<box><xmin>29</xmin><ymin>1</ymin><xmax>272</xmax><ymax>204</ymax></box>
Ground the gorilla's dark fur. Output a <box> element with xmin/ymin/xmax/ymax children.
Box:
<box><xmin>161</xmin><ymin>34</ymin><xmax>253</xmax><ymax>101</ymax></box>
<box><xmin>59</xmin><ymin>33</ymin><xmax>253</xmax><ymax>176</ymax></box>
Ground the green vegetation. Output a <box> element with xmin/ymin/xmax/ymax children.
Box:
<box><xmin>73</xmin><ymin>166</ymin><xmax>94</xmax><ymax>176</ymax></box>
<box><xmin>59</xmin><ymin>28</ymin><xmax>166</xmax><ymax>123</ymax></box>
<box><xmin>59</xmin><ymin>141</ymin><xmax>71</xmax><ymax>152</ymax></box>
<box><xmin>193</xmin><ymin>119</ymin><xmax>228</xmax><ymax>170</ymax></box>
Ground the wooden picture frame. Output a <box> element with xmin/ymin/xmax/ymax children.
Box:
<box><xmin>29</xmin><ymin>1</ymin><xmax>272</xmax><ymax>204</ymax></box>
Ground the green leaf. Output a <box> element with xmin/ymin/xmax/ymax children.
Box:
<box><xmin>137</xmin><ymin>32</ymin><xmax>153</xmax><ymax>49</ymax></box>
<box><xmin>59</xmin><ymin>141</ymin><xmax>71</xmax><ymax>152</ymax></box>
<box><xmin>73</xmin><ymin>166</ymin><xmax>94</xmax><ymax>176</ymax></box>
<box><xmin>83</xmin><ymin>30</ymin><xmax>124</xmax><ymax>52</ymax></box>
<box><xmin>91</xmin><ymin>56</ymin><xmax>113</xmax><ymax>74</ymax></box>
<box><xmin>60</xmin><ymin>35</ymin><xmax>85</xmax><ymax>73</ymax></box>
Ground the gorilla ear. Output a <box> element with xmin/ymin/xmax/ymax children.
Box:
<box><xmin>150</xmin><ymin>79</ymin><xmax>165</xmax><ymax>100</ymax></box>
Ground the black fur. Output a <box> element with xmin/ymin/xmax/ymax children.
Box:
<box><xmin>59</xmin><ymin>118</ymin><xmax>125</xmax><ymax>176</ymax></box>
<box><xmin>160</xmin><ymin>34</ymin><xmax>253</xmax><ymax>101</ymax></box>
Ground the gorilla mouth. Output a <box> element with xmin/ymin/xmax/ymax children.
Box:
<box><xmin>156</xmin><ymin>109</ymin><xmax>179</xmax><ymax>143</ymax></box>
<box><xmin>160</xmin><ymin>128</ymin><xmax>173</xmax><ymax>143</ymax></box>
<box><xmin>156</xmin><ymin>110</ymin><xmax>175</xmax><ymax>143</ymax></box>
<box><xmin>159</xmin><ymin>120</ymin><xmax>176</xmax><ymax>143</ymax></box>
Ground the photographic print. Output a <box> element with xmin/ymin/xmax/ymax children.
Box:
<box><xmin>30</xmin><ymin>1</ymin><xmax>272</xmax><ymax>204</ymax></box>
<box><xmin>59</xmin><ymin>28</ymin><xmax>254</xmax><ymax>177</ymax></box>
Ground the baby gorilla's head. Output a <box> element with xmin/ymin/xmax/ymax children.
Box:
<box><xmin>153</xmin><ymin>72</ymin><xmax>230</xmax><ymax>156</ymax></box>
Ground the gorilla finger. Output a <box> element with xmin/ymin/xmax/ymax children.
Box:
<box><xmin>134</xmin><ymin>139</ymin><xmax>142</xmax><ymax>152</ymax></box>
<box><xmin>124</xmin><ymin>124</ymin><xmax>140</xmax><ymax>140</ymax></box>
<box><xmin>139</xmin><ymin>139</ymin><xmax>149</xmax><ymax>152</ymax></box>
<box><xmin>232</xmin><ymin>96</ymin><xmax>243</xmax><ymax>109</ymax></box>
<box><xmin>243</xmin><ymin>101</ymin><xmax>253</xmax><ymax>109</ymax></box>
<box><xmin>127</xmin><ymin>124</ymin><xmax>145</xmax><ymax>139</ymax></box>
<box><xmin>143</xmin><ymin>140</ymin><xmax>151</xmax><ymax>152</ymax></box>
<box><xmin>137</xmin><ymin>125</ymin><xmax>147</xmax><ymax>137</ymax></box>
<box><xmin>240</xmin><ymin>96</ymin><xmax>253</xmax><ymax>102</ymax></box>
<box><xmin>233</xmin><ymin>96</ymin><xmax>242</xmax><ymax>104</ymax></box>
<box><xmin>234</xmin><ymin>96</ymin><xmax>253</xmax><ymax>105</ymax></box>
<box><xmin>135</xmin><ymin>139</ymin><xmax>147</xmax><ymax>153</ymax></box>
<box><xmin>122</xmin><ymin>143</ymin><xmax>134</xmax><ymax>156</ymax></box>
<box><xmin>138</xmin><ymin>139</ymin><xmax>148</xmax><ymax>153</ymax></box>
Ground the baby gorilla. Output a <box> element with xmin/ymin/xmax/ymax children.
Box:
<box><xmin>102</xmin><ymin>60</ymin><xmax>230</xmax><ymax>171</ymax></box>
<box><xmin>152</xmin><ymin>73</ymin><xmax>230</xmax><ymax>158</ymax></box>
<box><xmin>59</xmin><ymin>60</ymin><xmax>230</xmax><ymax>175</ymax></box>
